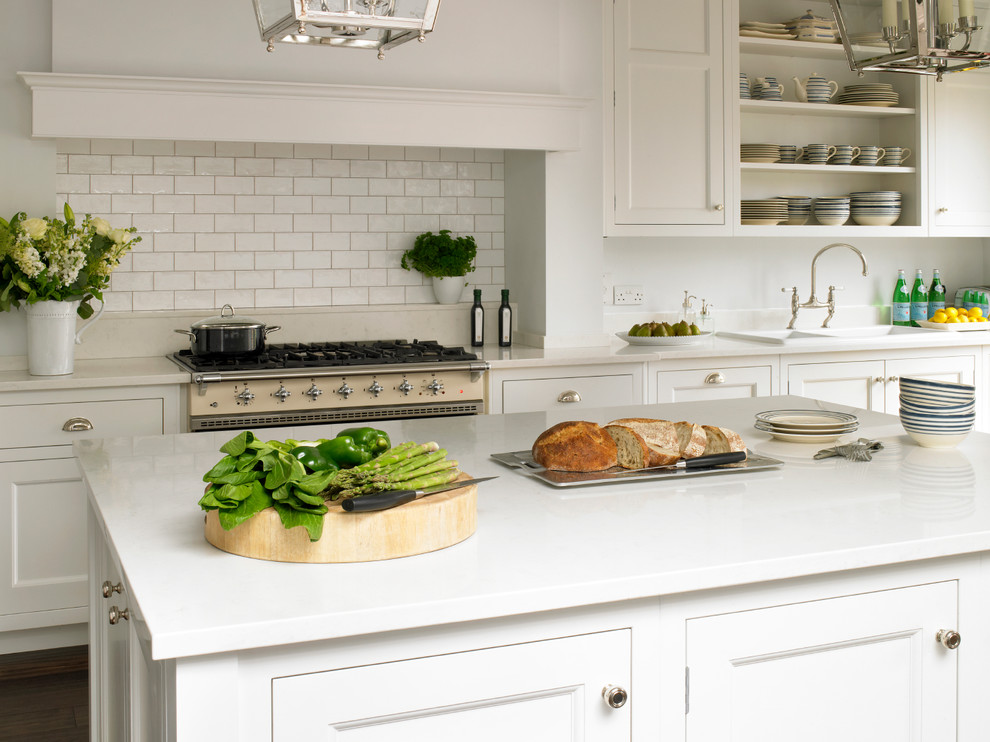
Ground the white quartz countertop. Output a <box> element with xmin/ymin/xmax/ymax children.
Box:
<box><xmin>0</xmin><ymin>356</ymin><xmax>187</xmax><ymax>392</ymax></box>
<box><xmin>76</xmin><ymin>395</ymin><xmax>990</xmax><ymax>661</ymax></box>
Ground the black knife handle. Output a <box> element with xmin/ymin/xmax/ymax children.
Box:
<box><xmin>342</xmin><ymin>490</ymin><xmax>418</xmax><ymax>513</ymax></box>
<box><xmin>683</xmin><ymin>451</ymin><xmax>748</xmax><ymax>469</ymax></box>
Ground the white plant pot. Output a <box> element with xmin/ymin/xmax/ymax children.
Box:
<box><xmin>432</xmin><ymin>276</ymin><xmax>467</xmax><ymax>305</ymax></box>
<box><xmin>24</xmin><ymin>299</ymin><xmax>104</xmax><ymax>375</ymax></box>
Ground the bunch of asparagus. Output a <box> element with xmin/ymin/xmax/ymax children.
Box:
<box><xmin>326</xmin><ymin>441</ymin><xmax>460</xmax><ymax>501</ymax></box>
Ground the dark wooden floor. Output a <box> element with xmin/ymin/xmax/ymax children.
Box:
<box><xmin>0</xmin><ymin>645</ymin><xmax>89</xmax><ymax>741</ymax></box>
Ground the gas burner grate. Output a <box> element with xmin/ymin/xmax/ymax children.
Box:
<box><xmin>171</xmin><ymin>339</ymin><xmax>478</xmax><ymax>373</ymax></box>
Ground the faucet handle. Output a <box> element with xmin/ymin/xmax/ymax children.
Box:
<box><xmin>782</xmin><ymin>286</ymin><xmax>798</xmax><ymax>295</ymax></box>
<box><xmin>828</xmin><ymin>285</ymin><xmax>844</xmax><ymax>297</ymax></box>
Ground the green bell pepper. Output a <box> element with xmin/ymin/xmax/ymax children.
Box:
<box><xmin>287</xmin><ymin>445</ymin><xmax>339</xmax><ymax>473</ymax></box>
<box><xmin>316</xmin><ymin>436</ymin><xmax>373</xmax><ymax>469</ymax></box>
<box><xmin>338</xmin><ymin>427</ymin><xmax>391</xmax><ymax>456</ymax></box>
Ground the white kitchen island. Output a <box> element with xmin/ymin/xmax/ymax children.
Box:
<box><xmin>78</xmin><ymin>396</ymin><xmax>990</xmax><ymax>741</ymax></box>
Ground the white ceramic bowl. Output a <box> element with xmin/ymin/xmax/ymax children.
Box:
<box><xmin>899</xmin><ymin>397</ymin><xmax>976</xmax><ymax>415</ymax></box>
<box><xmin>899</xmin><ymin>377</ymin><xmax>976</xmax><ymax>395</ymax></box>
<box><xmin>903</xmin><ymin>429</ymin><xmax>971</xmax><ymax>448</ymax></box>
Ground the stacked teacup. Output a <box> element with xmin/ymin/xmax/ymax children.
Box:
<box><xmin>899</xmin><ymin>377</ymin><xmax>976</xmax><ymax>448</ymax></box>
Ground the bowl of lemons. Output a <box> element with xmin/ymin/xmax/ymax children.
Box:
<box><xmin>917</xmin><ymin>305</ymin><xmax>989</xmax><ymax>331</ymax></box>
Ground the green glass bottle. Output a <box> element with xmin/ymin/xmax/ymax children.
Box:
<box><xmin>927</xmin><ymin>269</ymin><xmax>946</xmax><ymax>317</ymax></box>
<box><xmin>909</xmin><ymin>269</ymin><xmax>928</xmax><ymax>326</ymax></box>
<box><xmin>892</xmin><ymin>269</ymin><xmax>911</xmax><ymax>326</ymax></box>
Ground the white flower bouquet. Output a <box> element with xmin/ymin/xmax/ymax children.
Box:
<box><xmin>0</xmin><ymin>204</ymin><xmax>140</xmax><ymax>318</ymax></box>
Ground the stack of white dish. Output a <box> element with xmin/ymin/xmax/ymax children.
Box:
<box><xmin>740</xmin><ymin>198</ymin><xmax>787</xmax><ymax>225</ymax></box>
<box><xmin>850</xmin><ymin>191</ymin><xmax>901</xmax><ymax>226</ymax></box>
<box><xmin>754</xmin><ymin>409</ymin><xmax>859</xmax><ymax>443</ymax></box>
<box><xmin>785</xmin><ymin>11</ymin><xmax>839</xmax><ymax>42</ymax></box>
<box><xmin>837</xmin><ymin>83</ymin><xmax>899</xmax><ymax>107</ymax></box>
<box><xmin>740</xmin><ymin>21</ymin><xmax>797</xmax><ymax>39</ymax></box>
<box><xmin>813</xmin><ymin>196</ymin><xmax>851</xmax><ymax>225</ymax></box>
<box><xmin>741</xmin><ymin>143</ymin><xmax>781</xmax><ymax>163</ymax></box>
<box><xmin>899</xmin><ymin>377</ymin><xmax>976</xmax><ymax>448</ymax></box>
<box><xmin>780</xmin><ymin>195</ymin><xmax>812</xmax><ymax>225</ymax></box>
<box><xmin>739</xmin><ymin>73</ymin><xmax>751</xmax><ymax>99</ymax></box>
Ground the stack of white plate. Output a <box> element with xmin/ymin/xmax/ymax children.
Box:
<box><xmin>741</xmin><ymin>198</ymin><xmax>787</xmax><ymax>225</ymax></box>
<box><xmin>741</xmin><ymin>143</ymin><xmax>781</xmax><ymax>163</ymax></box>
<box><xmin>837</xmin><ymin>83</ymin><xmax>899</xmax><ymax>107</ymax></box>
<box><xmin>813</xmin><ymin>196</ymin><xmax>851</xmax><ymax>225</ymax></box>
<box><xmin>899</xmin><ymin>377</ymin><xmax>976</xmax><ymax>448</ymax></box>
<box><xmin>785</xmin><ymin>11</ymin><xmax>839</xmax><ymax>42</ymax></box>
<box><xmin>739</xmin><ymin>73</ymin><xmax>751</xmax><ymax>99</ymax></box>
<box><xmin>850</xmin><ymin>191</ymin><xmax>902</xmax><ymax>226</ymax></box>
<box><xmin>754</xmin><ymin>409</ymin><xmax>859</xmax><ymax>443</ymax></box>
<box><xmin>739</xmin><ymin>21</ymin><xmax>797</xmax><ymax>39</ymax></box>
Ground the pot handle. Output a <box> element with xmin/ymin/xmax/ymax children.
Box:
<box><xmin>264</xmin><ymin>325</ymin><xmax>282</xmax><ymax>336</ymax></box>
<box><xmin>75</xmin><ymin>298</ymin><xmax>105</xmax><ymax>345</ymax></box>
<box><xmin>174</xmin><ymin>329</ymin><xmax>197</xmax><ymax>339</ymax></box>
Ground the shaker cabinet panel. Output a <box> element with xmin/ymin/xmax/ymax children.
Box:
<box><xmin>685</xmin><ymin>581</ymin><xmax>958</xmax><ymax>742</ymax></box>
<box><xmin>655</xmin><ymin>365</ymin><xmax>772</xmax><ymax>403</ymax></box>
<box><xmin>786</xmin><ymin>359</ymin><xmax>885</xmax><ymax>411</ymax></box>
<box><xmin>608</xmin><ymin>0</ymin><xmax>727</xmax><ymax>232</ymax></box>
<box><xmin>272</xmin><ymin>630</ymin><xmax>631</xmax><ymax>741</ymax></box>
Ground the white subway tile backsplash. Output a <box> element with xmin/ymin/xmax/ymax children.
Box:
<box><xmin>59</xmin><ymin>140</ymin><xmax>504</xmax><ymax>311</ymax></box>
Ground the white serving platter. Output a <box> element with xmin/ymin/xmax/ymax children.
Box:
<box><xmin>915</xmin><ymin>320</ymin><xmax>989</xmax><ymax>331</ymax></box>
<box><xmin>616</xmin><ymin>331</ymin><xmax>712</xmax><ymax>345</ymax></box>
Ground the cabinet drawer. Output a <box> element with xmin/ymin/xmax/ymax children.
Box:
<box><xmin>657</xmin><ymin>365</ymin><xmax>772</xmax><ymax>403</ymax></box>
<box><xmin>501</xmin><ymin>374</ymin><xmax>637</xmax><ymax>414</ymax></box>
<box><xmin>0</xmin><ymin>398</ymin><xmax>166</xmax><ymax>450</ymax></box>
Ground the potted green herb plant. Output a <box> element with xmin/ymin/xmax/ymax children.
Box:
<box><xmin>400</xmin><ymin>229</ymin><xmax>478</xmax><ymax>304</ymax></box>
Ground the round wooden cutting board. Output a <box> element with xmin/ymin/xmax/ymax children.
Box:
<box><xmin>203</xmin><ymin>476</ymin><xmax>477</xmax><ymax>563</ymax></box>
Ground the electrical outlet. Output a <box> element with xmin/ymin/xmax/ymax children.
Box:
<box><xmin>614</xmin><ymin>285</ymin><xmax>644</xmax><ymax>305</ymax></box>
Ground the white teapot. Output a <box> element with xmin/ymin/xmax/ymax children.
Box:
<box><xmin>792</xmin><ymin>73</ymin><xmax>838</xmax><ymax>103</ymax></box>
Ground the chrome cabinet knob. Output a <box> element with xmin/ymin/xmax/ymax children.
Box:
<box><xmin>101</xmin><ymin>581</ymin><xmax>122</xmax><ymax>599</ymax></box>
<box><xmin>874</xmin><ymin>377</ymin><xmax>885</xmax><ymax>383</ymax></box>
<box><xmin>367</xmin><ymin>380</ymin><xmax>385</xmax><ymax>397</ymax></box>
<box><xmin>108</xmin><ymin>605</ymin><xmax>130</xmax><ymax>625</ymax></box>
<box><xmin>304</xmin><ymin>383</ymin><xmax>323</xmax><ymax>400</ymax></box>
<box><xmin>602</xmin><ymin>685</ymin><xmax>628</xmax><ymax>709</ymax></box>
<box><xmin>62</xmin><ymin>417</ymin><xmax>94</xmax><ymax>432</ymax></box>
<box><xmin>235</xmin><ymin>388</ymin><xmax>255</xmax><ymax>404</ymax></box>
<box><xmin>557</xmin><ymin>390</ymin><xmax>582</xmax><ymax>403</ymax></box>
<box><xmin>336</xmin><ymin>382</ymin><xmax>354</xmax><ymax>399</ymax></box>
<box><xmin>273</xmin><ymin>385</ymin><xmax>291</xmax><ymax>402</ymax></box>
<box><xmin>937</xmin><ymin>629</ymin><xmax>961</xmax><ymax>650</ymax></box>
<box><xmin>427</xmin><ymin>379</ymin><xmax>444</xmax><ymax>395</ymax></box>
<box><xmin>937</xmin><ymin>207</ymin><xmax>949</xmax><ymax>214</ymax></box>
<box><xmin>887</xmin><ymin>375</ymin><xmax>899</xmax><ymax>383</ymax></box>
<box><xmin>704</xmin><ymin>372</ymin><xmax>725</xmax><ymax>385</ymax></box>
<box><xmin>398</xmin><ymin>379</ymin><xmax>414</xmax><ymax>395</ymax></box>
<box><xmin>713</xmin><ymin>203</ymin><xmax>724</xmax><ymax>211</ymax></box>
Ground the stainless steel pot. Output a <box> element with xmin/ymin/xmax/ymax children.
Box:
<box><xmin>174</xmin><ymin>305</ymin><xmax>281</xmax><ymax>357</ymax></box>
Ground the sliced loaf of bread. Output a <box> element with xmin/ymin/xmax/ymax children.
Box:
<box><xmin>605</xmin><ymin>417</ymin><xmax>679</xmax><ymax>452</ymax></box>
<box><xmin>604</xmin><ymin>424</ymin><xmax>680</xmax><ymax>469</ymax></box>
<box><xmin>701</xmin><ymin>425</ymin><xmax>747</xmax><ymax>456</ymax></box>
<box><xmin>674</xmin><ymin>421</ymin><xmax>707</xmax><ymax>459</ymax></box>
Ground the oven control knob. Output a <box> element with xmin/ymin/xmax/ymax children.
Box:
<box><xmin>335</xmin><ymin>382</ymin><xmax>354</xmax><ymax>399</ymax></box>
<box><xmin>235</xmin><ymin>388</ymin><xmax>255</xmax><ymax>405</ymax></box>
<box><xmin>427</xmin><ymin>378</ymin><xmax>444</xmax><ymax>395</ymax></box>
<box><xmin>273</xmin><ymin>385</ymin><xmax>291</xmax><ymax>402</ymax></box>
<box><xmin>367</xmin><ymin>380</ymin><xmax>384</xmax><ymax>397</ymax></box>
<box><xmin>304</xmin><ymin>384</ymin><xmax>323</xmax><ymax>400</ymax></box>
<box><xmin>398</xmin><ymin>379</ymin><xmax>414</xmax><ymax>395</ymax></box>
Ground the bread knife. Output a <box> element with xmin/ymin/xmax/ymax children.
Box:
<box><xmin>341</xmin><ymin>476</ymin><xmax>498</xmax><ymax>513</ymax></box>
<box><xmin>611</xmin><ymin>450</ymin><xmax>748</xmax><ymax>475</ymax></box>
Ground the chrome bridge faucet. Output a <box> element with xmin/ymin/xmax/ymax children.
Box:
<box><xmin>782</xmin><ymin>243</ymin><xmax>869</xmax><ymax>329</ymax></box>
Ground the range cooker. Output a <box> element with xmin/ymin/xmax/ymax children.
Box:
<box><xmin>169</xmin><ymin>340</ymin><xmax>489</xmax><ymax>431</ymax></box>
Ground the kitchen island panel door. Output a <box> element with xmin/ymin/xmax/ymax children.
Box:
<box><xmin>786</xmin><ymin>360</ymin><xmax>886</xmax><ymax>412</ymax></box>
<box><xmin>686</xmin><ymin>581</ymin><xmax>957</xmax><ymax>742</ymax></box>
<box><xmin>272</xmin><ymin>630</ymin><xmax>631</xmax><ymax>741</ymax></box>
<box><xmin>0</xmin><ymin>457</ymin><xmax>87</xmax><ymax>624</ymax></box>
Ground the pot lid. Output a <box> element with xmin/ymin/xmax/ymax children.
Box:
<box><xmin>190</xmin><ymin>304</ymin><xmax>267</xmax><ymax>330</ymax></box>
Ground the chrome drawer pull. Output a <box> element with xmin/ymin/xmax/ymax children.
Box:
<box><xmin>63</xmin><ymin>417</ymin><xmax>94</xmax><ymax>432</ymax></box>
<box><xmin>101</xmin><ymin>581</ymin><xmax>123</xmax><ymax>599</ymax></box>
<box><xmin>557</xmin><ymin>390</ymin><xmax>582</xmax><ymax>403</ymax></box>
<box><xmin>704</xmin><ymin>372</ymin><xmax>725</xmax><ymax>385</ymax></box>
<box><xmin>602</xmin><ymin>685</ymin><xmax>628</xmax><ymax>709</ymax></box>
<box><xmin>108</xmin><ymin>605</ymin><xmax>130</xmax><ymax>625</ymax></box>
<box><xmin>937</xmin><ymin>629</ymin><xmax>961</xmax><ymax>650</ymax></box>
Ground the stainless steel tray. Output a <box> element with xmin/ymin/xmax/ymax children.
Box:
<box><xmin>490</xmin><ymin>450</ymin><xmax>784</xmax><ymax>488</ymax></box>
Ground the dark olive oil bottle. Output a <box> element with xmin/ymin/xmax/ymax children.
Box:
<box><xmin>498</xmin><ymin>289</ymin><xmax>512</xmax><ymax>347</ymax></box>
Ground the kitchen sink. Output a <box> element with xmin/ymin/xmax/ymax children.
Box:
<box><xmin>718</xmin><ymin>325</ymin><xmax>935</xmax><ymax>344</ymax></box>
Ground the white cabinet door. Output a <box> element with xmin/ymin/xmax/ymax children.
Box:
<box><xmin>273</xmin><ymin>630</ymin><xmax>631</xmax><ymax>741</ymax></box>
<box><xmin>931</xmin><ymin>65</ymin><xmax>990</xmax><ymax>234</ymax></box>
<box><xmin>609</xmin><ymin>0</ymin><xmax>726</xmax><ymax>231</ymax></box>
<box><xmin>501</xmin><ymin>374</ymin><xmax>638</xmax><ymax>414</ymax></box>
<box><xmin>657</xmin><ymin>365</ymin><xmax>772</xmax><ymax>403</ymax></box>
<box><xmin>686</xmin><ymin>581</ymin><xmax>958</xmax><ymax>742</ymax></box>
<box><xmin>0</xmin><ymin>457</ymin><xmax>87</xmax><ymax>624</ymax></box>
<box><xmin>786</xmin><ymin>359</ymin><xmax>885</xmax><ymax>411</ymax></box>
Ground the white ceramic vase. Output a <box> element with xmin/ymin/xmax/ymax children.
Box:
<box><xmin>432</xmin><ymin>276</ymin><xmax>467</xmax><ymax>305</ymax></box>
<box><xmin>24</xmin><ymin>299</ymin><xmax>104</xmax><ymax>375</ymax></box>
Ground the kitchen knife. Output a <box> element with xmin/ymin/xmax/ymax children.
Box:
<box><xmin>612</xmin><ymin>450</ymin><xmax>748</xmax><ymax>475</ymax></box>
<box><xmin>341</xmin><ymin>476</ymin><xmax>498</xmax><ymax>513</ymax></box>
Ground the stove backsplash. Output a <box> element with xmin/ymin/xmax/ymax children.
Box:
<box><xmin>56</xmin><ymin>139</ymin><xmax>506</xmax><ymax>312</ymax></box>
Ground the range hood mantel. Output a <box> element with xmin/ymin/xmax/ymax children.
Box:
<box><xmin>18</xmin><ymin>72</ymin><xmax>588</xmax><ymax>151</ymax></box>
